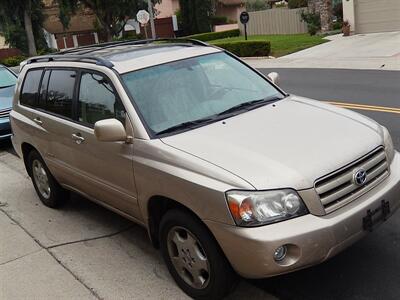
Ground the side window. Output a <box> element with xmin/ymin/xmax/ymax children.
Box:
<box><xmin>38</xmin><ymin>70</ymin><xmax>50</xmax><ymax>110</ymax></box>
<box><xmin>46</xmin><ymin>70</ymin><xmax>76</xmax><ymax>119</ymax></box>
<box><xmin>78</xmin><ymin>72</ymin><xmax>125</xmax><ymax>126</ymax></box>
<box><xmin>20</xmin><ymin>69</ymin><xmax>43</xmax><ymax>107</ymax></box>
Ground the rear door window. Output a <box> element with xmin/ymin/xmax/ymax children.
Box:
<box><xmin>45</xmin><ymin>69</ymin><xmax>76</xmax><ymax>119</ymax></box>
<box><xmin>20</xmin><ymin>69</ymin><xmax>43</xmax><ymax>107</ymax></box>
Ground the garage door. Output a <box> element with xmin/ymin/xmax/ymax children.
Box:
<box><xmin>355</xmin><ymin>0</ymin><xmax>400</xmax><ymax>34</ymax></box>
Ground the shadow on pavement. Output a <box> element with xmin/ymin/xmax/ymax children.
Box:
<box><xmin>0</xmin><ymin>138</ymin><xmax>16</xmax><ymax>155</ymax></box>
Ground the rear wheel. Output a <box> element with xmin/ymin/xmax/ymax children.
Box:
<box><xmin>28</xmin><ymin>150</ymin><xmax>68</xmax><ymax>208</ymax></box>
<box><xmin>159</xmin><ymin>209</ymin><xmax>238</xmax><ymax>299</ymax></box>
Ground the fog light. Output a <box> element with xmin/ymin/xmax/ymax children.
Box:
<box><xmin>274</xmin><ymin>245</ymin><xmax>287</xmax><ymax>262</ymax></box>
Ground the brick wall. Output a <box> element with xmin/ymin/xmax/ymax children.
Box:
<box><xmin>0</xmin><ymin>48</ymin><xmax>22</xmax><ymax>60</ymax></box>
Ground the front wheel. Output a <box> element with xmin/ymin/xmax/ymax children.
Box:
<box><xmin>159</xmin><ymin>209</ymin><xmax>238</xmax><ymax>299</ymax></box>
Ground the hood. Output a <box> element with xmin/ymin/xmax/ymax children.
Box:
<box><xmin>161</xmin><ymin>96</ymin><xmax>383</xmax><ymax>190</ymax></box>
<box><xmin>0</xmin><ymin>85</ymin><xmax>15</xmax><ymax>111</ymax></box>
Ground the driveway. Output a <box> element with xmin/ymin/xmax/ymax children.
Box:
<box><xmin>246</xmin><ymin>31</ymin><xmax>400</xmax><ymax>71</ymax></box>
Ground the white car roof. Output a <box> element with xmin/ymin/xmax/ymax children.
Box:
<box><xmin>22</xmin><ymin>42</ymin><xmax>223</xmax><ymax>74</ymax></box>
<box><xmin>101</xmin><ymin>44</ymin><xmax>222</xmax><ymax>74</ymax></box>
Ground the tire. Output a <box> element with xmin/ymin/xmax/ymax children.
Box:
<box><xmin>159</xmin><ymin>209</ymin><xmax>238</xmax><ymax>300</ymax></box>
<box><xmin>27</xmin><ymin>150</ymin><xmax>68</xmax><ymax>208</ymax></box>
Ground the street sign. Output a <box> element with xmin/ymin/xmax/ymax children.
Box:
<box><xmin>136</xmin><ymin>10</ymin><xmax>150</xmax><ymax>25</ymax></box>
<box><xmin>240</xmin><ymin>11</ymin><xmax>250</xmax><ymax>40</ymax></box>
<box><xmin>240</xmin><ymin>11</ymin><xmax>249</xmax><ymax>25</ymax></box>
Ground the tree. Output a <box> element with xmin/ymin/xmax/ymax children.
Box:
<box><xmin>288</xmin><ymin>0</ymin><xmax>307</xmax><ymax>9</ymax></box>
<box><xmin>57</xmin><ymin>0</ymin><xmax>160</xmax><ymax>42</ymax></box>
<box><xmin>307</xmin><ymin>0</ymin><xmax>333</xmax><ymax>32</ymax></box>
<box><xmin>0</xmin><ymin>0</ymin><xmax>45</xmax><ymax>55</ymax></box>
<box><xmin>245</xmin><ymin>0</ymin><xmax>269</xmax><ymax>12</ymax></box>
<box><xmin>179</xmin><ymin>0</ymin><xmax>212</xmax><ymax>35</ymax></box>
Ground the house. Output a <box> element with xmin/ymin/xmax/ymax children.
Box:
<box><xmin>156</xmin><ymin>0</ymin><xmax>245</xmax><ymax>23</ymax></box>
<box><xmin>214</xmin><ymin>0</ymin><xmax>245</xmax><ymax>22</ymax></box>
<box><xmin>343</xmin><ymin>0</ymin><xmax>400</xmax><ymax>34</ymax></box>
<box><xmin>0</xmin><ymin>35</ymin><xmax>7</xmax><ymax>49</ymax></box>
<box><xmin>156</xmin><ymin>0</ymin><xmax>180</xmax><ymax>18</ymax></box>
<box><xmin>42</xmin><ymin>0</ymin><xmax>100</xmax><ymax>50</ymax></box>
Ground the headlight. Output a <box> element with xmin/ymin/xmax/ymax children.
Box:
<box><xmin>226</xmin><ymin>189</ymin><xmax>308</xmax><ymax>227</ymax></box>
<box><xmin>382</xmin><ymin>126</ymin><xmax>395</xmax><ymax>164</ymax></box>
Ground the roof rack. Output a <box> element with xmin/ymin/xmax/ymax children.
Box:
<box><xmin>57</xmin><ymin>38</ymin><xmax>209</xmax><ymax>55</ymax></box>
<box><xmin>25</xmin><ymin>38</ymin><xmax>210</xmax><ymax>69</ymax></box>
<box><xmin>26</xmin><ymin>55</ymin><xmax>114</xmax><ymax>68</ymax></box>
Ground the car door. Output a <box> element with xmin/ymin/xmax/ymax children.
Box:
<box><xmin>53</xmin><ymin>70</ymin><xmax>140</xmax><ymax>219</ymax></box>
<box><xmin>17</xmin><ymin>68</ymin><xmax>50</xmax><ymax>154</ymax></box>
<box><xmin>31</xmin><ymin>68</ymin><xmax>84</xmax><ymax>188</ymax></box>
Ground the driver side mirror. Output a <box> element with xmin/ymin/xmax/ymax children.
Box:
<box><xmin>267</xmin><ymin>72</ymin><xmax>280</xmax><ymax>86</ymax></box>
<box><xmin>94</xmin><ymin>119</ymin><xmax>127</xmax><ymax>142</ymax></box>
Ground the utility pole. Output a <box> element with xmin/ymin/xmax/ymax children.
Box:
<box><xmin>147</xmin><ymin>0</ymin><xmax>156</xmax><ymax>39</ymax></box>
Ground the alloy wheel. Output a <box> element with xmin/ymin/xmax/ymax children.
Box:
<box><xmin>167</xmin><ymin>226</ymin><xmax>211</xmax><ymax>289</ymax></box>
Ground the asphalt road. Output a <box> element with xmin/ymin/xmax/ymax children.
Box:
<box><xmin>259</xmin><ymin>68</ymin><xmax>400</xmax><ymax>150</ymax></box>
<box><xmin>255</xmin><ymin>68</ymin><xmax>400</xmax><ymax>300</ymax></box>
<box><xmin>1</xmin><ymin>68</ymin><xmax>399</xmax><ymax>299</ymax></box>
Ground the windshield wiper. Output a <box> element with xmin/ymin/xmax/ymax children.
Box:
<box><xmin>0</xmin><ymin>84</ymin><xmax>15</xmax><ymax>89</ymax></box>
<box><xmin>217</xmin><ymin>96</ymin><xmax>283</xmax><ymax>117</ymax></box>
<box><xmin>156</xmin><ymin>117</ymin><xmax>216</xmax><ymax>135</ymax></box>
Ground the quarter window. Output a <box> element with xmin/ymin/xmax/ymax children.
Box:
<box><xmin>46</xmin><ymin>70</ymin><xmax>76</xmax><ymax>119</ymax></box>
<box><xmin>78</xmin><ymin>72</ymin><xmax>125</xmax><ymax>125</ymax></box>
<box><xmin>20</xmin><ymin>69</ymin><xmax>43</xmax><ymax>107</ymax></box>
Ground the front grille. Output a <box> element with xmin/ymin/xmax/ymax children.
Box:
<box><xmin>315</xmin><ymin>147</ymin><xmax>389</xmax><ymax>214</ymax></box>
<box><xmin>0</xmin><ymin>108</ymin><xmax>11</xmax><ymax>119</ymax></box>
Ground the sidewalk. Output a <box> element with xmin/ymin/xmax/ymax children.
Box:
<box><xmin>245</xmin><ymin>31</ymin><xmax>400</xmax><ymax>71</ymax></box>
<box><xmin>0</xmin><ymin>150</ymin><xmax>275</xmax><ymax>300</ymax></box>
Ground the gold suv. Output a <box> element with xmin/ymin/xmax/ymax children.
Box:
<box><xmin>11</xmin><ymin>39</ymin><xmax>400</xmax><ymax>299</ymax></box>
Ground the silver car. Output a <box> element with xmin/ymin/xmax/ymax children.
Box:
<box><xmin>11</xmin><ymin>39</ymin><xmax>400</xmax><ymax>299</ymax></box>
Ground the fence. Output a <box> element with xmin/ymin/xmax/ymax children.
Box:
<box><xmin>0</xmin><ymin>48</ymin><xmax>22</xmax><ymax>60</ymax></box>
<box><xmin>238</xmin><ymin>8</ymin><xmax>308</xmax><ymax>35</ymax></box>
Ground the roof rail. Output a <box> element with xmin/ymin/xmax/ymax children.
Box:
<box><xmin>57</xmin><ymin>38</ymin><xmax>209</xmax><ymax>55</ymax></box>
<box><xmin>25</xmin><ymin>38</ymin><xmax>209</xmax><ymax>69</ymax></box>
<box><xmin>26</xmin><ymin>55</ymin><xmax>114</xmax><ymax>68</ymax></box>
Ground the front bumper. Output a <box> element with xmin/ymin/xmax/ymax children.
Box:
<box><xmin>206</xmin><ymin>151</ymin><xmax>400</xmax><ymax>278</ymax></box>
<box><xmin>0</xmin><ymin>117</ymin><xmax>11</xmax><ymax>140</ymax></box>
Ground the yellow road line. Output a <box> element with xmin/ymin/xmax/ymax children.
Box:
<box><xmin>326</xmin><ymin>101</ymin><xmax>400</xmax><ymax>114</ymax></box>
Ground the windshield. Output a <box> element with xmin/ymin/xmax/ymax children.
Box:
<box><xmin>0</xmin><ymin>67</ymin><xmax>16</xmax><ymax>88</ymax></box>
<box><xmin>122</xmin><ymin>52</ymin><xmax>283</xmax><ymax>135</ymax></box>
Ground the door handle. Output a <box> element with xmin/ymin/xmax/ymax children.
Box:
<box><xmin>33</xmin><ymin>117</ymin><xmax>43</xmax><ymax>125</ymax></box>
<box><xmin>72</xmin><ymin>133</ymin><xmax>85</xmax><ymax>144</ymax></box>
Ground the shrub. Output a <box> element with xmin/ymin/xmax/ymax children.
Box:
<box><xmin>1</xmin><ymin>55</ymin><xmax>27</xmax><ymax>67</ymax></box>
<box><xmin>213</xmin><ymin>41</ymin><xmax>271</xmax><ymax>57</ymax></box>
<box><xmin>288</xmin><ymin>0</ymin><xmax>307</xmax><ymax>9</ymax></box>
<box><xmin>187</xmin><ymin>29</ymin><xmax>240</xmax><ymax>42</ymax></box>
<box><xmin>179</xmin><ymin>0</ymin><xmax>213</xmax><ymax>35</ymax></box>
<box><xmin>301</xmin><ymin>11</ymin><xmax>321</xmax><ymax>35</ymax></box>
<box><xmin>245</xmin><ymin>0</ymin><xmax>269</xmax><ymax>11</ymax></box>
<box><xmin>37</xmin><ymin>48</ymin><xmax>58</xmax><ymax>55</ymax></box>
<box><xmin>211</xmin><ymin>16</ymin><xmax>228</xmax><ymax>26</ymax></box>
<box><xmin>332</xmin><ymin>21</ymin><xmax>343</xmax><ymax>30</ymax></box>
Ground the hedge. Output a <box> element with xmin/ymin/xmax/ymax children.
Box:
<box><xmin>1</xmin><ymin>55</ymin><xmax>27</xmax><ymax>67</ymax></box>
<box><xmin>186</xmin><ymin>29</ymin><xmax>240</xmax><ymax>42</ymax></box>
<box><xmin>213</xmin><ymin>41</ymin><xmax>271</xmax><ymax>57</ymax></box>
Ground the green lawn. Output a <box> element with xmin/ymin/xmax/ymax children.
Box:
<box><xmin>210</xmin><ymin>34</ymin><xmax>329</xmax><ymax>57</ymax></box>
